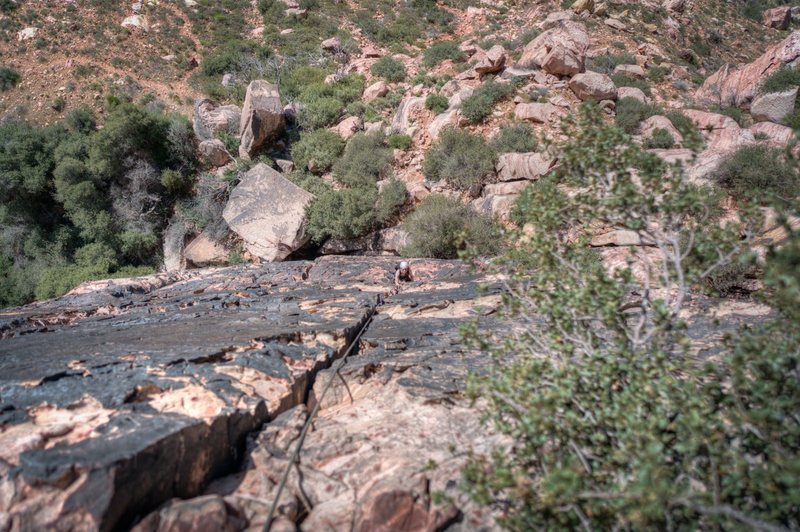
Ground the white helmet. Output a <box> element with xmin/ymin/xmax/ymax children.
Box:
<box><xmin>399</xmin><ymin>261</ymin><xmax>409</xmax><ymax>269</ymax></box>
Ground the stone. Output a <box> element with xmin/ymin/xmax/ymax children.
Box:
<box><xmin>591</xmin><ymin>230</ymin><xmax>644</xmax><ymax>247</ymax></box>
<box><xmin>695</xmin><ymin>31</ymin><xmax>800</xmax><ymax>109</ymax></box>
<box><xmin>428</xmin><ymin>109</ymin><xmax>461</xmax><ymax>140</ymax></box>
<box><xmin>390</xmin><ymin>96</ymin><xmax>425</xmax><ymax>135</ymax></box>
<box><xmin>239</xmin><ymin>81</ymin><xmax>285</xmax><ymax>159</ymax></box>
<box><xmin>320</xmin><ymin>226</ymin><xmax>410</xmax><ymax>255</ymax></box>
<box><xmin>569</xmin><ymin>71</ymin><xmax>617</xmax><ymax>100</ymax></box>
<box><xmin>222</xmin><ymin>164</ymin><xmax>313</xmax><ymax>261</ymax></box>
<box><xmin>605</xmin><ymin>18</ymin><xmax>627</xmax><ymax>31</ymax></box>
<box><xmin>571</xmin><ymin>0</ymin><xmax>594</xmax><ymax>14</ymax></box>
<box><xmin>640</xmin><ymin>115</ymin><xmax>684</xmax><ymax>145</ymax></box>
<box><xmin>750</xmin><ymin>87</ymin><xmax>798</xmax><ymax>123</ymax></box>
<box><xmin>183</xmin><ymin>233</ymin><xmax>230</xmax><ymax>268</ymax></box>
<box><xmin>515</xmin><ymin>102</ymin><xmax>564</xmax><ymax>123</ymax></box>
<box><xmin>363</xmin><ymin>80</ymin><xmax>389</xmax><ymax>102</ymax></box>
<box><xmin>496</xmin><ymin>152</ymin><xmax>557</xmax><ymax>181</ymax></box>
<box><xmin>474</xmin><ymin>45</ymin><xmax>507</xmax><ymax>75</ymax></box>
<box><xmin>331</xmin><ymin>116</ymin><xmax>362</xmax><ymax>140</ymax></box>
<box><xmin>321</xmin><ymin>37</ymin><xmax>342</xmax><ymax>51</ymax></box>
<box><xmin>618</xmin><ymin>86</ymin><xmax>649</xmax><ymax>103</ymax></box>
<box><xmin>472</xmin><ymin>193</ymin><xmax>519</xmax><ymax>219</ymax></box>
<box><xmin>17</xmin><ymin>27</ymin><xmax>38</xmax><ymax>41</ymax></box>
<box><xmin>276</xmin><ymin>159</ymin><xmax>295</xmax><ymax>173</ymax></box>
<box><xmin>362</xmin><ymin>45</ymin><xmax>382</xmax><ymax>58</ymax></box>
<box><xmin>750</xmin><ymin>121</ymin><xmax>795</xmax><ymax>147</ymax></box>
<box><xmin>484</xmin><ymin>180</ymin><xmax>530</xmax><ymax>196</ymax></box>
<box><xmin>517</xmin><ymin>21</ymin><xmax>590</xmax><ymax>76</ymax></box>
<box><xmin>540</xmin><ymin>10</ymin><xmax>574</xmax><ymax>30</ymax></box>
<box><xmin>198</xmin><ymin>139</ymin><xmax>234</xmax><ymax>167</ymax></box>
<box><xmin>193</xmin><ymin>99</ymin><xmax>241</xmax><ymax>141</ymax></box>
<box><xmin>663</xmin><ymin>0</ymin><xmax>686</xmax><ymax>13</ymax></box>
<box><xmin>763</xmin><ymin>6</ymin><xmax>792</xmax><ymax>30</ymax></box>
<box><xmin>614</xmin><ymin>63</ymin><xmax>645</xmax><ymax>78</ymax></box>
<box><xmin>683</xmin><ymin>109</ymin><xmax>754</xmax><ymax>151</ymax></box>
<box><xmin>121</xmin><ymin>15</ymin><xmax>148</xmax><ymax>31</ymax></box>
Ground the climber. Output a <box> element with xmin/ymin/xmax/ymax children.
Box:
<box><xmin>394</xmin><ymin>261</ymin><xmax>414</xmax><ymax>287</ymax></box>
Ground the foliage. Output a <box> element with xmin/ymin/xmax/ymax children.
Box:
<box><xmin>489</xmin><ymin>122</ymin><xmax>537</xmax><ymax>153</ymax></box>
<box><xmin>463</xmin><ymin>104</ymin><xmax>798</xmax><ymax>531</ymax></box>
<box><xmin>333</xmin><ymin>132</ymin><xmax>393</xmax><ymax>188</ymax></box>
<box><xmin>292</xmin><ymin>129</ymin><xmax>345</xmax><ymax>173</ymax></box>
<box><xmin>387</xmin><ymin>134</ymin><xmax>412</xmax><ymax>150</ymax></box>
<box><xmin>370</xmin><ymin>56</ymin><xmax>407</xmax><ymax>82</ymax></box>
<box><xmin>760</xmin><ymin>66</ymin><xmax>800</xmax><ymax>94</ymax></box>
<box><xmin>64</xmin><ymin>106</ymin><xmax>96</xmax><ymax>133</ymax></box>
<box><xmin>306</xmin><ymin>186</ymin><xmax>378</xmax><ymax>242</ymax></box>
<box><xmin>425</xmin><ymin>93</ymin><xmax>449</xmax><ymax>114</ymax></box>
<box><xmin>423</xmin><ymin>40</ymin><xmax>465</xmax><ymax>67</ymax></box>
<box><xmin>614</xmin><ymin>96</ymin><xmax>661</xmax><ymax>133</ymax></box>
<box><xmin>297</xmin><ymin>74</ymin><xmax>365</xmax><ymax>130</ymax></box>
<box><xmin>644</xmin><ymin>127</ymin><xmax>675</xmax><ymax>149</ymax></box>
<box><xmin>423</xmin><ymin>128</ymin><xmax>496</xmax><ymax>190</ymax></box>
<box><xmin>402</xmin><ymin>194</ymin><xmax>500</xmax><ymax>258</ymax></box>
<box><xmin>375</xmin><ymin>178</ymin><xmax>408</xmax><ymax>224</ymax></box>
<box><xmin>610</xmin><ymin>73</ymin><xmax>651</xmax><ymax>95</ymax></box>
<box><xmin>711</xmin><ymin>144</ymin><xmax>799</xmax><ymax>204</ymax></box>
<box><xmin>665</xmin><ymin>110</ymin><xmax>704</xmax><ymax>150</ymax></box>
<box><xmin>586</xmin><ymin>52</ymin><xmax>636</xmax><ymax>75</ymax></box>
<box><xmin>647</xmin><ymin>64</ymin><xmax>671</xmax><ymax>83</ymax></box>
<box><xmin>461</xmin><ymin>80</ymin><xmax>515</xmax><ymax>124</ymax></box>
<box><xmin>0</xmin><ymin>65</ymin><xmax>20</xmax><ymax>91</ymax></box>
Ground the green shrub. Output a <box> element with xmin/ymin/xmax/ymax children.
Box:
<box><xmin>387</xmin><ymin>134</ymin><xmax>412</xmax><ymax>150</ymax></box>
<box><xmin>65</xmin><ymin>107</ymin><xmax>96</xmax><ymax>133</ymax></box>
<box><xmin>614</xmin><ymin>97</ymin><xmax>661</xmax><ymax>133</ymax></box>
<box><xmin>333</xmin><ymin>132</ymin><xmax>393</xmax><ymax>188</ymax></box>
<box><xmin>424</xmin><ymin>128</ymin><xmax>496</xmax><ymax>190</ymax></box>
<box><xmin>611</xmin><ymin>73</ymin><xmax>651</xmax><ymax>95</ymax></box>
<box><xmin>461</xmin><ymin>80</ymin><xmax>514</xmax><ymax>124</ymax></box>
<box><xmin>298</xmin><ymin>96</ymin><xmax>345</xmax><ymax>130</ymax></box>
<box><xmin>713</xmin><ymin>105</ymin><xmax>747</xmax><ymax>127</ymax></box>
<box><xmin>160</xmin><ymin>169</ymin><xmax>193</xmax><ymax>196</ymax></box>
<box><xmin>647</xmin><ymin>64</ymin><xmax>671</xmax><ymax>83</ymax></box>
<box><xmin>760</xmin><ymin>66</ymin><xmax>800</xmax><ymax>94</ymax></box>
<box><xmin>711</xmin><ymin>145</ymin><xmax>799</xmax><ymax>204</ymax></box>
<box><xmin>402</xmin><ymin>194</ymin><xmax>500</xmax><ymax>258</ymax></box>
<box><xmin>644</xmin><ymin>127</ymin><xmax>675</xmax><ymax>149</ymax></box>
<box><xmin>423</xmin><ymin>40</ymin><xmax>465</xmax><ymax>67</ymax></box>
<box><xmin>297</xmin><ymin>75</ymin><xmax>365</xmax><ymax>130</ymax></box>
<box><xmin>286</xmin><ymin>170</ymin><xmax>333</xmax><ymax>197</ymax></box>
<box><xmin>0</xmin><ymin>65</ymin><xmax>20</xmax><ymax>91</ymax></box>
<box><xmin>425</xmin><ymin>93</ymin><xmax>449</xmax><ymax>114</ymax></box>
<box><xmin>370</xmin><ymin>57</ymin><xmax>407</xmax><ymax>82</ymax></box>
<box><xmin>665</xmin><ymin>110</ymin><xmax>704</xmax><ymax>150</ymax></box>
<box><xmin>490</xmin><ymin>122</ymin><xmax>537</xmax><ymax>153</ymax></box>
<box><xmin>375</xmin><ymin>178</ymin><xmax>408</xmax><ymax>223</ymax></box>
<box><xmin>292</xmin><ymin>129</ymin><xmax>345</xmax><ymax>173</ymax></box>
<box><xmin>306</xmin><ymin>186</ymin><xmax>378</xmax><ymax>241</ymax></box>
<box><xmin>281</xmin><ymin>65</ymin><xmax>329</xmax><ymax>100</ymax></box>
<box><xmin>586</xmin><ymin>52</ymin><xmax>636</xmax><ymax>75</ymax></box>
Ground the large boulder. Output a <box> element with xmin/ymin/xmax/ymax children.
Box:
<box><xmin>222</xmin><ymin>164</ymin><xmax>313</xmax><ymax>261</ymax></box>
<box><xmin>183</xmin><ymin>233</ymin><xmax>230</xmax><ymax>268</ymax></box>
<box><xmin>695</xmin><ymin>31</ymin><xmax>800</xmax><ymax>108</ymax></box>
<box><xmin>428</xmin><ymin>109</ymin><xmax>461</xmax><ymax>140</ymax></box>
<box><xmin>198</xmin><ymin>139</ymin><xmax>233</xmax><ymax>167</ymax></box>
<box><xmin>750</xmin><ymin>87</ymin><xmax>798</xmax><ymax>122</ymax></box>
<box><xmin>390</xmin><ymin>96</ymin><xmax>426</xmax><ymax>135</ymax></box>
<box><xmin>496</xmin><ymin>152</ymin><xmax>557</xmax><ymax>181</ymax></box>
<box><xmin>749</xmin><ymin>121</ymin><xmax>795</xmax><ymax>147</ymax></box>
<box><xmin>363</xmin><ymin>80</ymin><xmax>389</xmax><ymax>102</ymax></box>
<box><xmin>238</xmin><ymin>81</ymin><xmax>285</xmax><ymax>159</ymax></box>
<box><xmin>640</xmin><ymin>115</ymin><xmax>684</xmax><ymax>146</ymax></box>
<box><xmin>473</xmin><ymin>45</ymin><xmax>507</xmax><ymax>75</ymax></box>
<box><xmin>514</xmin><ymin>102</ymin><xmax>564</xmax><ymax>123</ymax></box>
<box><xmin>618</xmin><ymin>86</ymin><xmax>649</xmax><ymax>103</ymax></box>
<box><xmin>517</xmin><ymin>20</ymin><xmax>590</xmax><ymax>76</ymax></box>
<box><xmin>193</xmin><ymin>99</ymin><xmax>241</xmax><ymax>141</ymax></box>
<box><xmin>764</xmin><ymin>6</ymin><xmax>792</xmax><ymax>30</ymax></box>
<box><xmin>569</xmin><ymin>71</ymin><xmax>617</xmax><ymax>101</ymax></box>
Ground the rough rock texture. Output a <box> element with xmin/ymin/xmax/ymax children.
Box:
<box><xmin>664</xmin><ymin>0</ymin><xmax>686</xmax><ymax>13</ymax></box>
<box><xmin>517</xmin><ymin>20</ymin><xmax>590</xmax><ymax>76</ymax></box>
<box><xmin>0</xmin><ymin>257</ymin><xmax>507</xmax><ymax>531</ymax></box>
<box><xmin>750</xmin><ymin>87</ymin><xmax>798</xmax><ymax>123</ymax></box>
<box><xmin>183</xmin><ymin>233</ymin><xmax>230</xmax><ymax>268</ymax></box>
<box><xmin>614</xmin><ymin>64</ymin><xmax>645</xmax><ymax>78</ymax></box>
<box><xmin>428</xmin><ymin>109</ymin><xmax>461</xmax><ymax>140</ymax></box>
<box><xmin>363</xmin><ymin>81</ymin><xmax>389</xmax><ymax>102</ymax></box>
<box><xmin>618</xmin><ymin>86</ymin><xmax>649</xmax><ymax>103</ymax></box>
<box><xmin>640</xmin><ymin>115</ymin><xmax>684</xmax><ymax>145</ymax></box>
<box><xmin>391</xmin><ymin>96</ymin><xmax>426</xmax><ymax>135</ymax></box>
<box><xmin>331</xmin><ymin>116</ymin><xmax>362</xmax><ymax>140</ymax></box>
<box><xmin>198</xmin><ymin>139</ymin><xmax>234</xmax><ymax>167</ymax></box>
<box><xmin>569</xmin><ymin>71</ymin><xmax>617</xmax><ymax>101</ymax></box>
<box><xmin>239</xmin><ymin>81</ymin><xmax>285</xmax><ymax>159</ymax></box>
<box><xmin>222</xmin><ymin>164</ymin><xmax>313</xmax><ymax>261</ymax></box>
<box><xmin>695</xmin><ymin>31</ymin><xmax>800</xmax><ymax>108</ymax></box>
<box><xmin>496</xmin><ymin>152</ymin><xmax>557</xmax><ymax>181</ymax></box>
<box><xmin>193</xmin><ymin>99</ymin><xmax>241</xmax><ymax>141</ymax></box>
<box><xmin>515</xmin><ymin>102</ymin><xmax>564</xmax><ymax>123</ymax></box>
<box><xmin>764</xmin><ymin>6</ymin><xmax>792</xmax><ymax>29</ymax></box>
<box><xmin>540</xmin><ymin>10</ymin><xmax>573</xmax><ymax>30</ymax></box>
<box><xmin>473</xmin><ymin>45</ymin><xmax>507</xmax><ymax>75</ymax></box>
<box><xmin>749</xmin><ymin>121</ymin><xmax>795</xmax><ymax>147</ymax></box>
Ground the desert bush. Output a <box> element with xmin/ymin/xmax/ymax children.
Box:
<box><xmin>292</xmin><ymin>129</ymin><xmax>345</xmax><ymax>173</ymax></box>
<box><xmin>286</xmin><ymin>170</ymin><xmax>332</xmax><ymax>197</ymax></box>
<box><xmin>611</xmin><ymin>73</ymin><xmax>651</xmax><ymax>95</ymax></box>
<box><xmin>64</xmin><ymin>107</ymin><xmax>96</xmax><ymax>133</ymax></box>
<box><xmin>644</xmin><ymin>127</ymin><xmax>675</xmax><ymax>149</ymax></box>
<box><xmin>490</xmin><ymin>122</ymin><xmax>537</xmax><ymax>153</ymax></box>
<box><xmin>333</xmin><ymin>132</ymin><xmax>393</xmax><ymax>188</ymax></box>
<box><xmin>387</xmin><ymin>134</ymin><xmax>412</xmax><ymax>150</ymax></box>
<box><xmin>424</xmin><ymin>129</ymin><xmax>495</xmax><ymax>189</ymax></box>
<box><xmin>160</xmin><ymin>169</ymin><xmax>193</xmax><ymax>196</ymax></box>
<box><xmin>297</xmin><ymin>75</ymin><xmax>365</xmax><ymax>130</ymax></box>
<box><xmin>760</xmin><ymin>66</ymin><xmax>800</xmax><ymax>94</ymax></box>
<box><xmin>425</xmin><ymin>93</ymin><xmax>449</xmax><ymax>114</ymax></box>
<box><xmin>665</xmin><ymin>110</ymin><xmax>704</xmax><ymax>150</ymax></box>
<box><xmin>0</xmin><ymin>65</ymin><xmax>20</xmax><ymax>91</ymax></box>
<box><xmin>375</xmin><ymin>178</ymin><xmax>408</xmax><ymax>223</ymax></box>
<box><xmin>647</xmin><ymin>64</ymin><xmax>671</xmax><ymax>83</ymax></box>
<box><xmin>615</xmin><ymin>96</ymin><xmax>661</xmax><ymax>133</ymax></box>
<box><xmin>306</xmin><ymin>186</ymin><xmax>378</xmax><ymax>241</ymax></box>
<box><xmin>423</xmin><ymin>40</ymin><xmax>464</xmax><ymax>67</ymax></box>
<box><xmin>370</xmin><ymin>57</ymin><xmax>407</xmax><ymax>82</ymax></box>
<box><xmin>711</xmin><ymin>144</ymin><xmax>799</xmax><ymax>203</ymax></box>
<box><xmin>462</xmin><ymin>104</ymin><xmax>799</xmax><ymax>530</ymax></box>
<box><xmin>586</xmin><ymin>52</ymin><xmax>636</xmax><ymax>75</ymax></box>
<box><xmin>461</xmin><ymin>80</ymin><xmax>514</xmax><ymax>124</ymax></box>
<box><xmin>298</xmin><ymin>96</ymin><xmax>344</xmax><ymax>130</ymax></box>
<box><xmin>402</xmin><ymin>194</ymin><xmax>500</xmax><ymax>258</ymax></box>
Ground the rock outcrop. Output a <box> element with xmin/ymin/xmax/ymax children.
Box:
<box><xmin>193</xmin><ymin>99</ymin><xmax>241</xmax><ymax>141</ymax></box>
<box><xmin>763</xmin><ymin>6</ymin><xmax>792</xmax><ymax>30</ymax></box>
<box><xmin>517</xmin><ymin>21</ymin><xmax>590</xmax><ymax>76</ymax></box>
<box><xmin>750</xmin><ymin>87</ymin><xmax>798</xmax><ymax>123</ymax></box>
<box><xmin>695</xmin><ymin>31</ymin><xmax>800</xmax><ymax>108</ymax></box>
<box><xmin>569</xmin><ymin>71</ymin><xmax>617</xmax><ymax>101</ymax></box>
<box><xmin>496</xmin><ymin>152</ymin><xmax>557</xmax><ymax>181</ymax></box>
<box><xmin>238</xmin><ymin>81</ymin><xmax>285</xmax><ymax>159</ymax></box>
<box><xmin>222</xmin><ymin>164</ymin><xmax>313</xmax><ymax>261</ymax></box>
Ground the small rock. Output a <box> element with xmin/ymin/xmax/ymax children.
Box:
<box><xmin>614</xmin><ymin>64</ymin><xmax>645</xmax><ymax>78</ymax></box>
<box><xmin>321</xmin><ymin>37</ymin><xmax>342</xmax><ymax>51</ymax></box>
<box><xmin>763</xmin><ymin>6</ymin><xmax>792</xmax><ymax>30</ymax></box>
<box><xmin>363</xmin><ymin>81</ymin><xmax>389</xmax><ymax>102</ymax></box>
<box><xmin>17</xmin><ymin>27</ymin><xmax>38</xmax><ymax>41</ymax></box>
<box><xmin>331</xmin><ymin>116</ymin><xmax>362</xmax><ymax>140</ymax></box>
<box><xmin>605</xmin><ymin>18</ymin><xmax>627</xmax><ymax>31</ymax></box>
<box><xmin>198</xmin><ymin>139</ymin><xmax>233</xmax><ymax>168</ymax></box>
<box><xmin>515</xmin><ymin>102</ymin><xmax>564</xmax><ymax>123</ymax></box>
<box><xmin>569</xmin><ymin>71</ymin><xmax>617</xmax><ymax>101</ymax></box>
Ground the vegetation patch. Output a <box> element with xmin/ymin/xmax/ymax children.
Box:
<box><xmin>424</xmin><ymin>128</ymin><xmax>496</xmax><ymax>189</ymax></box>
<box><xmin>461</xmin><ymin>80</ymin><xmax>515</xmax><ymax>124</ymax></box>
<box><xmin>711</xmin><ymin>144</ymin><xmax>799</xmax><ymax>204</ymax></box>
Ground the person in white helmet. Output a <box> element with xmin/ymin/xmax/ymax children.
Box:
<box><xmin>394</xmin><ymin>261</ymin><xmax>414</xmax><ymax>287</ymax></box>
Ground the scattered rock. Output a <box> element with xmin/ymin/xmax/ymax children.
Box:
<box><xmin>428</xmin><ymin>109</ymin><xmax>461</xmax><ymax>140</ymax></box>
<box><xmin>572</xmin><ymin>0</ymin><xmax>594</xmax><ymax>14</ymax></box>
<box><xmin>321</xmin><ymin>37</ymin><xmax>342</xmax><ymax>51</ymax></box>
<box><xmin>569</xmin><ymin>71</ymin><xmax>617</xmax><ymax>100</ymax></box>
<box><xmin>591</xmin><ymin>229</ymin><xmax>644</xmax><ymax>247</ymax></box>
<box><xmin>222</xmin><ymin>164</ymin><xmax>313</xmax><ymax>261</ymax></box>
<box><xmin>474</xmin><ymin>45</ymin><xmax>507</xmax><ymax>75</ymax></box>
<box><xmin>515</xmin><ymin>102</ymin><xmax>564</xmax><ymax>123</ymax></box>
<box><xmin>640</xmin><ymin>115</ymin><xmax>684</xmax><ymax>145</ymax></box>
<box><xmin>540</xmin><ymin>10</ymin><xmax>574</xmax><ymax>30</ymax></box>
<box><xmin>663</xmin><ymin>0</ymin><xmax>686</xmax><ymax>13</ymax></box>
<box><xmin>121</xmin><ymin>15</ymin><xmax>148</xmax><ymax>31</ymax></box>
<box><xmin>496</xmin><ymin>152</ymin><xmax>557</xmax><ymax>181</ymax></box>
<box><xmin>239</xmin><ymin>81</ymin><xmax>285</xmax><ymax>159</ymax></box>
<box><xmin>193</xmin><ymin>99</ymin><xmax>241</xmax><ymax>141</ymax></box>
<box><xmin>618</xmin><ymin>86</ymin><xmax>649</xmax><ymax>103</ymax></box>
<box><xmin>750</xmin><ymin>87</ymin><xmax>798</xmax><ymax>123</ymax></box>
<box><xmin>17</xmin><ymin>27</ymin><xmax>38</xmax><ymax>41</ymax></box>
<box><xmin>363</xmin><ymin>80</ymin><xmax>389</xmax><ymax>102</ymax></box>
<box><xmin>276</xmin><ymin>159</ymin><xmax>295</xmax><ymax>173</ymax></box>
<box><xmin>331</xmin><ymin>116</ymin><xmax>362</xmax><ymax>140</ymax></box>
<box><xmin>391</xmin><ymin>96</ymin><xmax>426</xmax><ymax>135</ymax></box>
<box><xmin>763</xmin><ymin>6</ymin><xmax>792</xmax><ymax>30</ymax></box>
<box><xmin>750</xmin><ymin>121</ymin><xmax>795</xmax><ymax>147</ymax></box>
<box><xmin>604</xmin><ymin>18</ymin><xmax>627</xmax><ymax>31</ymax></box>
<box><xmin>183</xmin><ymin>233</ymin><xmax>230</xmax><ymax>268</ymax></box>
<box><xmin>614</xmin><ymin>63</ymin><xmax>645</xmax><ymax>78</ymax></box>
<box><xmin>517</xmin><ymin>20</ymin><xmax>590</xmax><ymax>76</ymax></box>
<box><xmin>198</xmin><ymin>139</ymin><xmax>234</xmax><ymax>167</ymax></box>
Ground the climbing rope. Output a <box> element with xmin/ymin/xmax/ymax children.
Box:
<box><xmin>262</xmin><ymin>297</ymin><xmax>380</xmax><ymax>531</ymax></box>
